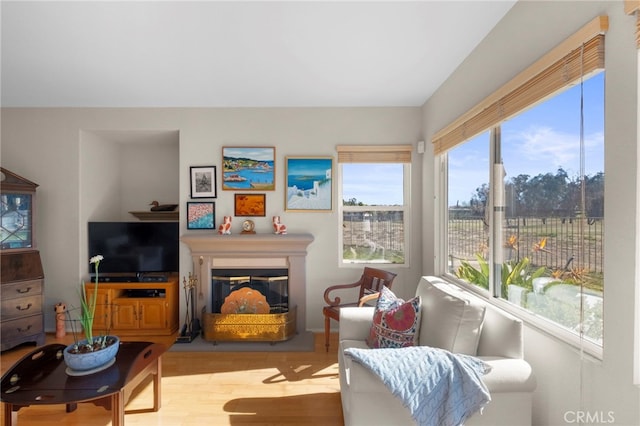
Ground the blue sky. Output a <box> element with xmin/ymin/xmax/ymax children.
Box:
<box><xmin>448</xmin><ymin>72</ymin><xmax>604</xmax><ymax>206</ymax></box>
<box><xmin>339</xmin><ymin>73</ymin><xmax>604</xmax><ymax>208</ymax></box>
<box><xmin>342</xmin><ymin>163</ymin><xmax>404</xmax><ymax>206</ymax></box>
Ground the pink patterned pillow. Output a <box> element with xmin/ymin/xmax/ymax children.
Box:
<box><xmin>366</xmin><ymin>286</ymin><xmax>421</xmax><ymax>349</ymax></box>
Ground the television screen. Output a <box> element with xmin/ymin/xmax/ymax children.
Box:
<box><xmin>88</xmin><ymin>222</ymin><xmax>179</xmax><ymax>276</ymax></box>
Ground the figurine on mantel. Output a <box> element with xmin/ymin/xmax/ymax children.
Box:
<box><xmin>218</xmin><ymin>216</ymin><xmax>232</xmax><ymax>235</ymax></box>
<box><xmin>149</xmin><ymin>200</ymin><xmax>179</xmax><ymax>211</ymax></box>
<box><xmin>273</xmin><ymin>216</ymin><xmax>287</xmax><ymax>235</ymax></box>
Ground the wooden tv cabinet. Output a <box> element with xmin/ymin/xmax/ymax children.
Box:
<box><xmin>84</xmin><ymin>277</ymin><xmax>179</xmax><ymax>336</ymax></box>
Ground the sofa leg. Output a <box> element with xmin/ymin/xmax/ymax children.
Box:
<box><xmin>324</xmin><ymin>316</ymin><xmax>331</xmax><ymax>352</ymax></box>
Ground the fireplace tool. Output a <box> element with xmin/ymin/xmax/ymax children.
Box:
<box><xmin>176</xmin><ymin>272</ymin><xmax>200</xmax><ymax>343</ymax></box>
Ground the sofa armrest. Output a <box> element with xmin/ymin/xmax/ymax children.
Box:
<box><xmin>339</xmin><ymin>307</ymin><xmax>374</xmax><ymax>341</ymax></box>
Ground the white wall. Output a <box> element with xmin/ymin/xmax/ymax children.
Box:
<box><xmin>0</xmin><ymin>107</ymin><xmax>423</xmax><ymax>333</ymax></box>
<box><xmin>115</xmin><ymin>131</ymin><xmax>180</xmax><ymax>220</ymax></box>
<box><xmin>77</xmin><ymin>129</ymin><xmax>180</xmax><ymax>273</ymax></box>
<box><xmin>422</xmin><ymin>1</ymin><xmax>639</xmax><ymax>425</ymax></box>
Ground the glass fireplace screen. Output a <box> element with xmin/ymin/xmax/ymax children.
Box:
<box><xmin>211</xmin><ymin>268</ymin><xmax>289</xmax><ymax>314</ymax></box>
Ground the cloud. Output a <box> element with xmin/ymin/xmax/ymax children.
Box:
<box><xmin>446</xmin><ymin>125</ymin><xmax>604</xmax><ymax>205</ymax></box>
<box><xmin>503</xmin><ymin>125</ymin><xmax>603</xmax><ymax>177</ymax></box>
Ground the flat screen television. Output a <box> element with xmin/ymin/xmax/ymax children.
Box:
<box><xmin>88</xmin><ymin>221</ymin><xmax>179</xmax><ymax>278</ymax></box>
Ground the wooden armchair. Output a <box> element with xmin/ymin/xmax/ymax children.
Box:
<box><xmin>322</xmin><ymin>267</ymin><xmax>397</xmax><ymax>352</ymax></box>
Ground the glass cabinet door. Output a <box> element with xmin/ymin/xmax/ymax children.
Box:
<box><xmin>1</xmin><ymin>193</ymin><xmax>33</xmax><ymax>249</ymax></box>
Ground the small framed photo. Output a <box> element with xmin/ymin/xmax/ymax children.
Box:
<box><xmin>187</xmin><ymin>202</ymin><xmax>215</xmax><ymax>229</ymax></box>
<box><xmin>285</xmin><ymin>156</ymin><xmax>333</xmax><ymax>211</ymax></box>
<box><xmin>222</xmin><ymin>147</ymin><xmax>275</xmax><ymax>191</ymax></box>
<box><xmin>190</xmin><ymin>166</ymin><xmax>217</xmax><ymax>198</ymax></box>
<box><xmin>234</xmin><ymin>193</ymin><xmax>266</xmax><ymax>217</ymax></box>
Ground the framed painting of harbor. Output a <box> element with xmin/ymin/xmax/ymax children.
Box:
<box><xmin>190</xmin><ymin>166</ymin><xmax>217</xmax><ymax>198</ymax></box>
<box><xmin>285</xmin><ymin>156</ymin><xmax>333</xmax><ymax>212</ymax></box>
<box><xmin>234</xmin><ymin>193</ymin><xmax>266</xmax><ymax>217</ymax></box>
<box><xmin>222</xmin><ymin>147</ymin><xmax>275</xmax><ymax>191</ymax></box>
<box><xmin>187</xmin><ymin>201</ymin><xmax>215</xmax><ymax>229</ymax></box>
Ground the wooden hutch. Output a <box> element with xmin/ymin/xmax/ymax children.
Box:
<box><xmin>0</xmin><ymin>167</ymin><xmax>45</xmax><ymax>351</ymax></box>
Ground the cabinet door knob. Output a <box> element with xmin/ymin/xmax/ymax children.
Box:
<box><xmin>16</xmin><ymin>287</ymin><xmax>32</xmax><ymax>294</ymax></box>
<box><xmin>17</xmin><ymin>325</ymin><xmax>32</xmax><ymax>333</ymax></box>
<box><xmin>16</xmin><ymin>303</ymin><xmax>33</xmax><ymax>311</ymax></box>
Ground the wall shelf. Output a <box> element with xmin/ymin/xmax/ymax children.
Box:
<box><xmin>129</xmin><ymin>211</ymin><xmax>178</xmax><ymax>221</ymax></box>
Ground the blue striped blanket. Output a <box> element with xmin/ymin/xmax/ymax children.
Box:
<box><xmin>344</xmin><ymin>346</ymin><xmax>491</xmax><ymax>426</ymax></box>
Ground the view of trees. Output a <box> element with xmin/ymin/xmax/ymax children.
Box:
<box><xmin>343</xmin><ymin>197</ymin><xmax>364</xmax><ymax>206</ymax></box>
<box><xmin>463</xmin><ymin>168</ymin><xmax>604</xmax><ymax>219</ymax></box>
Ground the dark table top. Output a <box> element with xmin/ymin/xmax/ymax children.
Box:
<box><xmin>1</xmin><ymin>341</ymin><xmax>166</xmax><ymax>406</ymax></box>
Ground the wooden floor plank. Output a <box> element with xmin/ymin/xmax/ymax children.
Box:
<box><xmin>0</xmin><ymin>332</ymin><xmax>343</xmax><ymax>425</ymax></box>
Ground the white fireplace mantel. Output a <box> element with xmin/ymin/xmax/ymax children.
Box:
<box><xmin>181</xmin><ymin>233</ymin><xmax>314</xmax><ymax>331</ymax></box>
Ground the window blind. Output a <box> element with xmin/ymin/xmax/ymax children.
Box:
<box><xmin>624</xmin><ymin>1</ymin><xmax>640</xmax><ymax>47</ymax></box>
<box><xmin>432</xmin><ymin>16</ymin><xmax>608</xmax><ymax>155</ymax></box>
<box><xmin>336</xmin><ymin>145</ymin><xmax>413</xmax><ymax>163</ymax></box>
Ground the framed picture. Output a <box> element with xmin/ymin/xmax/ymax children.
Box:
<box><xmin>285</xmin><ymin>156</ymin><xmax>333</xmax><ymax>211</ymax></box>
<box><xmin>234</xmin><ymin>193</ymin><xmax>266</xmax><ymax>217</ymax></box>
<box><xmin>222</xmin><ymin>147</ymin><xmax>275</xmax><ymax>191</ymax></box>
<box><xmin>187</xmin><ymin>202</ymin><xmax>215</xmax><ymax>229</ymax></box>
<box><xmin>190</xmin><ymin>166</ymin><xmax>217</xmax><ymax>198</ymax></box>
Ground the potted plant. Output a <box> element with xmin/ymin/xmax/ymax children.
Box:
<box><xmin>63</xmin><ymin>255</ymin><xmax>120</xmax><ymax>373</ymax></box>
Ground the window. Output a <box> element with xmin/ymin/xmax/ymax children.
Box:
<box><xmin>448</xmin><ymin>74</ymin><xmax>604</xmax><ymax>347</ymax></box>
<box><xmin>447</xmin><ymin>131</ymin><xmax>490</xmax><ymax>278</ymax></box>
<box><xmin>436</xmin><ymin>17</ymin><xmax>607</xmax><ymax>355</ymax></box>
<box><xmin>337</xmin><ymin>145</ymin><xmax>411</xmax><ymax>265</ymax></box>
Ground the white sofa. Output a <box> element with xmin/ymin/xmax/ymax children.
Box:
<box><xmin>338</xmin><ymin>276</ymin><xmax>536</xmax><ymax>426</ymax></box>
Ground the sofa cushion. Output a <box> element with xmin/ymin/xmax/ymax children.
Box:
<box><xmin>366</xmin><ymin>286</ymin><xmax>421</xmax><ymax>348</ymax></box>
<box><xmin>417</xmin><ymin>276</ymin><xmax>486</xmax><ymax>355</ymax></box>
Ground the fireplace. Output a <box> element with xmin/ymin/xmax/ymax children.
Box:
<box><xmin>211</xmin><ymin>268</ymin><xmax>289</xmax><ymax>314</ymax></box>
<box><xmin>181</xmin><ymin>233</ymin><xmax>314</xmax><ymax>342</ymax></box>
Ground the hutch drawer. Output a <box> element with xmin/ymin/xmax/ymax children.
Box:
<box><xmin>0</xmin><ymin>279</ymin><xmax>43</xmax><ymax>300</ymax></box>
<box><xmin>0</xmin><ymin>314</ymin><xmax>44</xmax><ymax>347</ymax></box>
<box><xmin>1</xmin><ymin>293</ymin><xmax>43</xmax><ymax>321</ymax></box>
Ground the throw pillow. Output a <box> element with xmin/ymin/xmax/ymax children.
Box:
<box><xmin>416</xmin><ymin>276</ymin><xmax>487</xmax><ymax>355</ymax></box>
<box><xmin>366</xmin><ymin>286</ymin><xmax>421</xmax><ymax>349</ymax></box>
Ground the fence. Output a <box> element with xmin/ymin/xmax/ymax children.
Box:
<box><xmin>448</xmin><ymin>216</ymin><xmax>604</xmax><ymax>274</ymax></box>
<box><xmin>342</xmin><ymin>211</ymin><xmax>404</xmax><ymax>257</ymax></box>
<box><xmin>341</xmin><ymin>212</ymin><xmax>604</xmax><ymax>274</ymax></box>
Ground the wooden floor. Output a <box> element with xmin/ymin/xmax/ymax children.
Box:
<box><xmin>0</xmin><ymin>332</ymin><xmax>344</xmax><ymax>425</ymax></box>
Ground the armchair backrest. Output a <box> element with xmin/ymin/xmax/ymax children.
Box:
<box><xmin>358</xmin><ymin>267</ymin><xmax>397</xmax><ymax>300</ymax></box>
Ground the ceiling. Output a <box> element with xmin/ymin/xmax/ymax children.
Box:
<box><xmin>1</xmin><ymin>1</ymin><xmax>516</xmax><ymax>108</ymax></box>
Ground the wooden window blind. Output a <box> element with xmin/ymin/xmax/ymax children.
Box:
<box><xmin>625</xmin><ymin>0</ymin><xmax>640</xmax><ymax>15</ymax></box>
<box><xmin>432</xmin><ymin>15</ymin><xmax>608</xmax><ymax>155</ymax></box>
<box><xmin>626</xmin><ymin>0</ymin><xmax>640</xmax><ymax>48</ymax></box>
<box><xmin>336</xmin><ymin>145</ymin><xmax>413</xmax><ymax>163</ymax></box>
